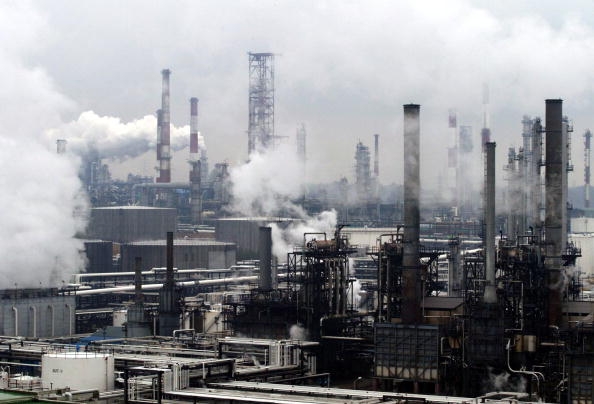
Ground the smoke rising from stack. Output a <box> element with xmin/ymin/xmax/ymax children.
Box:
<box><xmin>0</xmin><ymin>3</ymin><xmax>88</xmax><ymax>288</ymax></box>
<box><xmin>228</xmin><ymin>144</ymin><xmax>337</xmax><ymax>261</ymax></box>
<box><xmin>46</xmin><ymin>111</ymin><xmax>206</xmax><ymax>162</ymax></box>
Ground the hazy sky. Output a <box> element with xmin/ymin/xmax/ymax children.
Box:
<box><xmin>8</xmin><ymin>0</ymin><xmax>594</xmax><ymax>189</ymax></box>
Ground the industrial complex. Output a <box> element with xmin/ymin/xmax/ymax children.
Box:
<box><xmin>3</xmin><ymin>52</ymin><xmax>594</xmax><ymax>404</ymax></box>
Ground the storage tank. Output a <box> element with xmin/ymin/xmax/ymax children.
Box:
<box><xmin>86</xmin><ymin>206</ymin><xmax>176</xmax><ymax>243</ymax></box>
<box><xmin>42</xmin><ymin>352</ymin><xmax>114</xmax><ymax>392</ymax></box>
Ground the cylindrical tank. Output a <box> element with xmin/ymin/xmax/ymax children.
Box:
<box><xmin>42</xmin><ymin>352</ymin><xmax>114</xmax><ymax>392</ymax></box>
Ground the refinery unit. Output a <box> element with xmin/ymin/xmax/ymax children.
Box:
<box><xmin>3</xmin><ymin>52</ymin><xmax>594</xmax><ymax>404</ymax></box>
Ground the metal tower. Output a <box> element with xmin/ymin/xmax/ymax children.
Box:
<box><xmin>585</xmin><ymin>130</ymin><xmax>592</xmax><ymax>208</ymax></box>
<box><xmin>248</xmin><ymin>52</ymin><xmax>275</xmax><ymax>155</ymax></box>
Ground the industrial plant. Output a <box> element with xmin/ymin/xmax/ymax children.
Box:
<box><xmin>2</xmin><ymin>51</ymin><xmax>594</xmax><ymax>404</ymax></box>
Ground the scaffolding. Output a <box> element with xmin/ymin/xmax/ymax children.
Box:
<box><xmin>248</xmin><ymin>52</ymin><xmax>275</xmax><ymax>155</ymax></box>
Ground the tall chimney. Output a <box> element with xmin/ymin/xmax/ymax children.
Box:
<box><xmin>484</xmin><ymin>142</ymin><xmax>497</xmax><ymax>303</ymax></box>
<box><xmin>259</xmin><ymin>227</ymin><xmax>272</xmax><ymax>291</ymax></box>
<box><xmin>134</xmin><ymin>257</ymin><xmax>144</xmax><ymax>304</ymax></box>
<box><xmin>190</xmin><ymin>162</ymin><xmax>201</xmax><ymax>225</ymax></box>
<box><xmin>190</xmin><ymin>97</ymin><xmax>199</xmax><ymax>162</ymax></box>
<box><xmin>157</xmin><ymin>69</ymin><xmax>171</xmax><ymax>183</ymax></box>
<box><xmin>545</xmin><ymin>99</ymin><xmax>564</xmax><ymax>327</ymax></box>
<box><xmin>402</xmin><ymin>104</ymin><xmax>421</xmax><ymax>324</ymax></box>
<box><xmin>156</xmin><ymin>109</ymin><xmax>163</xmax><ymax>161</ymax></box>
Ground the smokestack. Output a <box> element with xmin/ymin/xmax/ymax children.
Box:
<box><xmin>402</xmin><ymin>104</ymin><xmax>421</xmax><ymax>324</ymax></box>
<box><xmin>166</xmin><ymin>231</ymin><xmax>174</xmax><ymax>286</ymax></box>
<box><xmin>484</xmin><ymin>142</ymin><xmax>497</xmax><ymax>303</ymax></box>
<box><xmin>259</xmin><ymin>227</ymin><xmax>272</xmax><ymax>291</ymax></box>
<box><xmin>481</xmin><ymin>84</ymin><xmax>491</xmax><ymax>151</ymax></box>
<box><xmin>545</xmin><ymin>99</ymin><xmax>564</xmax><ymax>327</ymax></box>
<box><xmin>156</xmin><ymin>109</ymin><xmax>163</xmax><ymax>161</ymax></box>
<box><xmin>190</xmin><ymin>97</ymin><xmax>199</xmax><ymax>162</ymax></box>
<box><xmin>374</xmin><ymin>134</ymin><xmax>379</xmax><ymax>177</ymax></box>
<box><xmin>157</xmin><ymin>69</ymin><xmax>171</xmax><ymax>183</ymax></box>
<box><xmin>190</xmin><ymin>161</ymin><xmax>201</xmax><ymax>225</ymax></box>
<box><xmin>134</xmin><ymin>257</ymin><xmax>144</xmax><ymax>304</ymax></box>
<box><xmin>531</xmin><ymin>118</ymin><xmax>543</xmax><ymax>228</ymax></box>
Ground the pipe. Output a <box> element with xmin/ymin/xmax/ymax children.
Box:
<box><xmin>506</xmin><ymin>339</ymin><xmax>544</xmax><ymax>399</ymax></box>
<box><xmin>545</xmin><ymin>99</ymin><xmax>564</xmax><ymax>327</ymax></box>
<box><xmin>74</xmin><ymin>276</ymin><xmax>259</xmax><ymax>295</ymax></box>
<box><xmin>258</xmin><ymin>227</ymin><xmax>273</xmax><ymax>291</ymax></box>
<box><xmin>65</xmin><ymin>304</ymin><xmax>73</xmax><ymax>335</ymax></box>
<box><xmin>484</xmin><ymin>142</ymin><xmax>497</xmax><ymax>303</ymax></box>
<box><xmin>402</xmin><ymin>104</ymin><xmax>421</xmax><ymax>324</ymax></box>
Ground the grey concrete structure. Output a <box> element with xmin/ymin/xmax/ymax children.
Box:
<box><xmin>0</xmin><ymin>289</ymin><xmax>75</xmax><ymax>337</ymax></box>
<box><xmin>214</xmin><ymin>217</ymin><xmax>297</xmax><ymax>259</ymax></box>
<box><xmin>120</xmin><ymin>239</ymin><xmax>236</xmax><ymax>272</ymax></box>
<box><xmin>86</xmin><ymin>206</ymin><xmax>176</xmax><ymax>243</ymax></box>
<box><xmin>83</xmin><ymin>240</ymin><xmax>113</xmax><ymax>273</ymax></box>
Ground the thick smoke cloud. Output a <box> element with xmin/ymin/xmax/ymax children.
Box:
<box><xmin>228</xmin><ymin>143</ymin><xmax>337</xmax><ymax>260</ymax></box>
<box><xmin>0</xmin><ymin>2</ymin><xmax>88</xmax><ymax>288</ymax></box>
<box><xmin>46</xmin><ymin>111</ymin><xmax>206</xmax><ymax>161</ymax></box>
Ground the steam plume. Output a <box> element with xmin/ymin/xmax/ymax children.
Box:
<box><xmin>46</xmin><ymin>110</ymin><xmax>207</xmax><ymax>161</ymax></box>
<box><xmin>228</xmin><ymin>143</ymin><xmax>337</xmax><ymax>260</ymax></box>
<box><xmin>0</xmin><ymin>2</ymin><xmax>88</xmax><ymax>288</ymax></box>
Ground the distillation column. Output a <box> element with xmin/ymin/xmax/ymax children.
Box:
<box><xmin>545</xmin><ymin>99</ymin><xmax>564</xmax><ymax>327</ymax></box>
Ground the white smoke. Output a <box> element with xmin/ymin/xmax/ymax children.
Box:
<box><xmin>484</xmin><ymin>369</ymin><xmax>527</xmax><ymax>394</ymax></box>
<box><xmin>228</xmin><ymin>143</ymin><xmax>337</xmax><ymax>260</ymax></box>
<box><xmin>0</xmin><ymin>2</ymin><xmax>89</xmax><ymax>288</ymax></box>
<box><xmin>289</xmin><ymin>324</ymin><xmax>308</xmax><ymax>340</ymax></box>
<box><xmin>269</xmin><ymin>210</ymin><xmax>337</xmax><ymax>260</ymax></box>
<box><xmin>46</xmin><ymin>110</ymin><xmax>207</xmax><ymax>161</ymax></box>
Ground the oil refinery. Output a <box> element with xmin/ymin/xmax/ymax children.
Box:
<box><xmin>2</xmin><ymin>47</ymin><xmax>594</xmax><ymax>404</ymax></box>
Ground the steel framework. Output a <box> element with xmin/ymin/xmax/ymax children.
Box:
<box><xmin>248</xmin><ymin>52</ymin><xmax>275</xmax><ymax>155</ymax></box>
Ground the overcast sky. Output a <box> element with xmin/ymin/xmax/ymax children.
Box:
<box><xmin>6</xmin><ymin>0</ymin><xmax>594</xmax><ymax>190</ymax></box>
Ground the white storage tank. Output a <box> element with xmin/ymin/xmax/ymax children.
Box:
<box><xmin>42</xmin><ymin>352</ymin><xmax>114</xmax><ymax>392</ymax></box>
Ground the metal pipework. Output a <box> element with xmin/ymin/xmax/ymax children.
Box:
<box><xmin>402</xmin><ymin>104</ymin><xmax>421</xmax><ymax>324</ymax></box>
<box><xmin>545</xmin><ymin>99</ymin><xmax>564</xmax><ymax>327</ymax></box>
<box><xmin>484</xmin><ymin>142</ymin><xmax>497</xmax><ymax>303</ymax></box>
<box><xmin>259</xmin><ymin>226</ymin><xmax>273</xmax><ymax>291</ymax></box>
<box><xmin>531</xmin><ymin>118</ymin><xmax>543</xmax><ymax>229</ymax></box>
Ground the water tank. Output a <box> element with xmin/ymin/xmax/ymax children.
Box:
<box><xmin>42</xmin><ymin>352</ymin><xmax>114</xmax><ymax>392</ymax></box>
